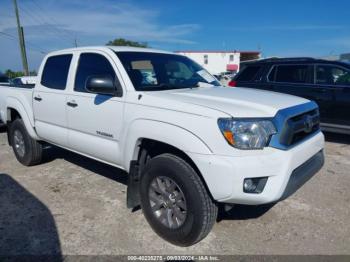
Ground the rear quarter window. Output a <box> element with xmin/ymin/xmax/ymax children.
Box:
<box><xmin>41</xmin><ymin>54</ymin><xmax>72</xmax><ymax>90</ymax></box>
<box><xmin>273</xmin><ymin>64</ymin><xmax>310</xmax><ymax>83</ymax></box>
<box><xmin>235</xmin><ymin>65</ymin><xmax>262</xmax><ymax>81</ymax></box>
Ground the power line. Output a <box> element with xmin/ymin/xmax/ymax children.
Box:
<box><xmin>17</xmin><ymin>5</ymin><xmax>74</xmax><ymax>46</ymax></box>
<box><xmin>28</xmin><ymin>0</ymin><xmax>78</xmax><ymax>44</ymax></box>
<box><xmin>0</xmin><ymin>31</ymin><xmax>16</xmax><ymax>39</ymax></box>
<box><xmin>0</xmin><ymin>13</ymin><xmax>15</xmax><ymax>19</ymax></box>
<box><xmin>10</xmin><ymin>0</ymin><xmax>84</xmax><ymax>49</ymax></box>
<box><xmin>20</xmin><ymin>0</ymin><xmax>79</xmax><ymax>47</ymax></box>
<box><xmin>0</xmin><ymin>31</ymin><xmax>47</xmax><ymax>54</ymax></box>
<box><xmin>0</xmin><ymin>33</ymin><xmax>47</xmax><ymax>54</ymax></box>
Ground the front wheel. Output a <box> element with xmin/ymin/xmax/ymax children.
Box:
<box><xmin>140</xmin><ymin>153</ymin><xmax>217</xmax><ymax>246</ymax></box>
<box><xmin>9</xmin><ymin>119</ymin><xmax>43</xmax><ymax>166</ymax></box>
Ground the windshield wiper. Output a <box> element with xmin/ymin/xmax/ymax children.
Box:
<box><xmin>140</xmin><ymin>83</ymin><xmax>195</xmax><ymax>91</ymax></box>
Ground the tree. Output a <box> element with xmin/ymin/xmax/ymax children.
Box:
<box><xmin>106</xmin><ymin>38</ymin><xmax>148</xmax><ymax>48</ymax></box>
<box><xmin>3</xmin><ymin>69</ymin><xmax>37</xmax><ymax>78</ymax></box>
<box><xmin>4</xmin><ymin>69</ymin><xmax>24</xmax><ymax>78</ymax></box>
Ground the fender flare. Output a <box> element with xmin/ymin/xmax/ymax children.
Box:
<box><xmin>122</xmin><ymin>119</ymin><xmax>212</xmax><ymax>172</ymax></box>
<box><xmin>6</xmin><ymin>97</ymin><xmax>40</xmax><ymax>140</ymax></box>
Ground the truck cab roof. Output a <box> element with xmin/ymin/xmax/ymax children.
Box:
<box><xmin>242</xmin><ymin>57</ymin><xmax>350</xmax><ymax>68</ymax></box>
<box><xmin>48</xmin><ymin>46</ymin><xmax>174</xmax><ymax>56</ymax></box>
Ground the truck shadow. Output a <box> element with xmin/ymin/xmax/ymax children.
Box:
<box><xmin>0</xmin><ymin>125</ymin><xmax>6</xmax><ymax>133</ymax></box>
<box><xmin>323</xmin><ymin>132</ymin><xmax>350</xmax><ymax>145</ymax></box>
<box><xmin>217</xmin><ymin>203</ymin><xmax>275</xmax><ymax>222</ymax></box>
<box><xmin>0</xmin><ymin>173</ymin><xmax>62</xmax><ymax>259</ymax></box>
<box><xmin>42</xmin><ymin>145</ymin><xmax>128</xmax><ymax>186</ymax></box>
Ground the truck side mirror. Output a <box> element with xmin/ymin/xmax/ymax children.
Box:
<box><xmin>85</xmin><ymin>75</ymin><xmax>116</xmax><ymax>96</ymax></box>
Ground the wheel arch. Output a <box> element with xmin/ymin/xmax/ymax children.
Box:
<box><xmin>123</xmin><ymin>120</ymin><xmax>216</xmax><ymax>209</ymax></box>
<box><xmin>5</xmin><ymin>97</ymin><xmax>39</xmax><ymax>141</ymax></box>
<box><xmin>126</xmin><ymin>137</ymin><xmax>217</xmax><ymax>208</ymax></box>
<box><xmin>137</xmin><ymin>138</ymin><xmax>203</xmax><ymax>174</ymax></box>
<box><xmin>123</xmin><ymin>119</ymin><xmax>212</xmax><ymax>172</ymax></box>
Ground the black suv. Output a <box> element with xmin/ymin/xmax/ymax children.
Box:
<box><xmin>232</xmin><ymin>58</ymin><xmax>350</xmax><ymax>134</ymax></box>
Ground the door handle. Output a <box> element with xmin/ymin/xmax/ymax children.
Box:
<box><xmin>314</xmin><ymin>88</ymin><xmax>327</xmax><ymax>93</ymax></box>
<box><xmin>67</xmin><ymin>101</ymin><xmax>78</xmax><ymax>108</ymax></box>
<box><xmin>332</xmin><ymin>87</ymin><xmax>344</xmax><ymax>91</ymax></box>
<box><xmin>34</xmin><ymin>96</ymin><xmax>42</xmax><ymax>101</ymax></box>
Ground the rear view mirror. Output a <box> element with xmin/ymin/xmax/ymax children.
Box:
<box><xmin>85</xmin><ymin>75</ymin><xmax>116</xmax><ymax>95</ymax></box>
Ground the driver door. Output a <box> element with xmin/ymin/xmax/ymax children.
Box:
<box><xmin>66</xmin><ymin>51</ymin><xmax>125</xmax><ymax>165</ymax></box>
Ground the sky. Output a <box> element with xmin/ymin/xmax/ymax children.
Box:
<box><xmin>1</xmin><ymin>0</ymin><xmax>350</xmax><ymax>71</ymax></box>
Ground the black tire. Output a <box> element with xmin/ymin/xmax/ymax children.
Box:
<box><xmin>9</xmin><ymin>119</ymin><xmax>42</xmax><ymax>166</ymax></box>
<box><xmin>140</xmin><ymin>153</ymin><xmax>217</xmax><ymax>246</ymax></box>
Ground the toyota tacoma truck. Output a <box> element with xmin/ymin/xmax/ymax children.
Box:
<box><xmin>0</xmin><ymin>46</ymin><xmax>324</xmax><ymax>246</ymax></box>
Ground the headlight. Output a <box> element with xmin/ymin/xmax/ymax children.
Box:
<box><xmin>218</xmin><ymin>118</ymin><xmax>276</xmax><ymax>149</ymax></box>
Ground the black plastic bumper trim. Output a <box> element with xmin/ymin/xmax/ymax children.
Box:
<box><xmin>280</xmin><ymin>150</ymin><xmax>324</xmax><ymax>201</ymax></box>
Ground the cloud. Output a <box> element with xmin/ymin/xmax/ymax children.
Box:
<box><xmin>1</xmin><ymin>0</ymin><xmax>199</xmax><ymax>46</ymax></box>
<box><xmin>227</xmin><ymin>25</ymin><xmax>344</xmax><ymax>31</ymax></box>
<box><xmin>0</xmin><ymin>0</ymin><xmax>200</xmax><ymax>70</ymax></box>
<box><xmin>313</xmin><ymin>37</ymin><xmax>350</xmax><ymax>49</ymax></box>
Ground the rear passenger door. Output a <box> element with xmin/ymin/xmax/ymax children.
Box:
<box><xmin>269</xmin><ymin>64</ymin><xmax>333</xmax><ymax>122</ymax></box>
<box><xmin>315</xmin><ymin>64</ymin><xmax>350</xmax><ymax>127</ymax></box>
<box><xmin>33</xmin><ymin>54</ymin><xmax>72</xmax><ymax>146</ymax></box>
<box><xmin>66</xmin><ymin>51</ymin><xmax>124</xmax><ymax>165</ymax></box>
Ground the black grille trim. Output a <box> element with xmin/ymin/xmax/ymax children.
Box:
<box><xmin>279</xmin><ymin>109</ymin><xmax>320</xmax><ymax>146</ymax></box>
<box><xmin>269</xmin><ymin>101</ymin><xmax>321</xmax><ymax>150</ymax></box>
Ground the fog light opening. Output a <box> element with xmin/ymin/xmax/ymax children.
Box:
<box><xmin>243</xmin><ymin>177</ymin><xmax>268</xmax><ymax>194</ymax></box>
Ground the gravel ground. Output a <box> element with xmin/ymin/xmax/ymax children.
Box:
<box><xmin>0</xmin><ymin>128</ymin><xmax>349</xmax><ymax>256</ymax></box>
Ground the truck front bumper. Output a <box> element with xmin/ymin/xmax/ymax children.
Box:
<box><xmin>279</xmin><ymin>150</ymin><xmax>324</xmax><ymax>201</ymax></box>
<box><xmin>187</xmin><ymin>131</ymin><xmax>325</xmax><ymax>205</ymax></box>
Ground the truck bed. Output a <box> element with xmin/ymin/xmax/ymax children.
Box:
<box><xmin>0</xmin><ymin>85</ymin><xmax>34</xmax><ymax>124</ymax></box>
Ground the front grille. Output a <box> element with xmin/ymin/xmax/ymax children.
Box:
<box><xmin>279</xmin><ymin>109</ymin><xmax>320</xmax><ymax>147</ymax></box>
<box><xmin>269</xmin><ymin>101</ymin><xmax>321</xmax><ymax>150</ymax></box>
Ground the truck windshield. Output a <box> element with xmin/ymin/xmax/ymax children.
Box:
<box><xmin>116</xmin><ymin>52</ymin><xmax>220</xmax><ymax>91</ymax></box>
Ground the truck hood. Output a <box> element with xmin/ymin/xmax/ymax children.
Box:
<box><xmin>144</xmin><ymin>87</ymin><xmax>309</xmax><ymax>118</ymax></box>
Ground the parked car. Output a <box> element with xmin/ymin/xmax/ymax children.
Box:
<box><xmin>0</xmin><ymin>47</ymin><xmax>324</xmax><ymax>246</ymax></box>
<box><xmin>0</xmin><ymin>76</ymin><xmax>36</xmax><ymax>126</ymax></box>
<box><xmin>10</xmin><ymin>76</ymin><xmax>37</xmax><ymax>87</ymax></box>
<box><xmin>217</xmin><ymin>71</ymin><xmax>236</xmax><ymax>86</ymax></box>
<box><xmin>0</xmin><ymin>74</ymin><xmax>10</xmax><ymax>86</ymax></box>
<box><xmin>0</xmin><ymin>74</ymin><xmax>10</xmax><ymax>125</ymax></box>
<box><xmin>221</xmin><ymin>71</ymin><xmax>236</xmax><ymax>79</ymax></box>
<box><xmin>231</xmin><ymin>57</ymin><xmax>350</xmax><ymax>134</ymax></box>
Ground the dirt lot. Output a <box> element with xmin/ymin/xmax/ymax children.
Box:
<box><xmin>0</xmin><ymin>128</ymin><xmax>349</xmax><ymax>256</ymax></box>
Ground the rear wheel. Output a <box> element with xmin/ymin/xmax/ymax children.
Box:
<box><xmin>140</xmin><ymin>153</ymin><xmax>217</xmax><ymax>246</ymax></box>
<box><xmin>9</xmin><ymin>119</ymin><xmax>42</xmax><ymax>166</ymax></box>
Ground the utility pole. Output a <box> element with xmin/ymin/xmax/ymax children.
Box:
<box><xmin>13</xmin><ymin>0</ymin><xmax>29</xmax><ymax>76</ymax></box>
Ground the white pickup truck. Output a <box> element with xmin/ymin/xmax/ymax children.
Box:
<box><xmin>0</xmin><ymin>46</ymin><xmax>324</xmax><ymax>246</ymax></box>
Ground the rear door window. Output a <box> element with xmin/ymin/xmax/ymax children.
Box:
<box><xmin>41</xmin><ymin>54</ymin><xmax>72</xmax><ymax>90</ymax></box>
<box><xmin>316</xmin><ymin>65</ymin><xmax>350</xmax><ymax>86</ymax></box>
<box><xmin>235</xmin><ymin>66</ymin><xmax>262</xmax><ymax>81</ymax></box>
<box><xmin>274</xmin><ymin>65</ymin><xmax>310</xmax><ymax>83</ymax></box>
